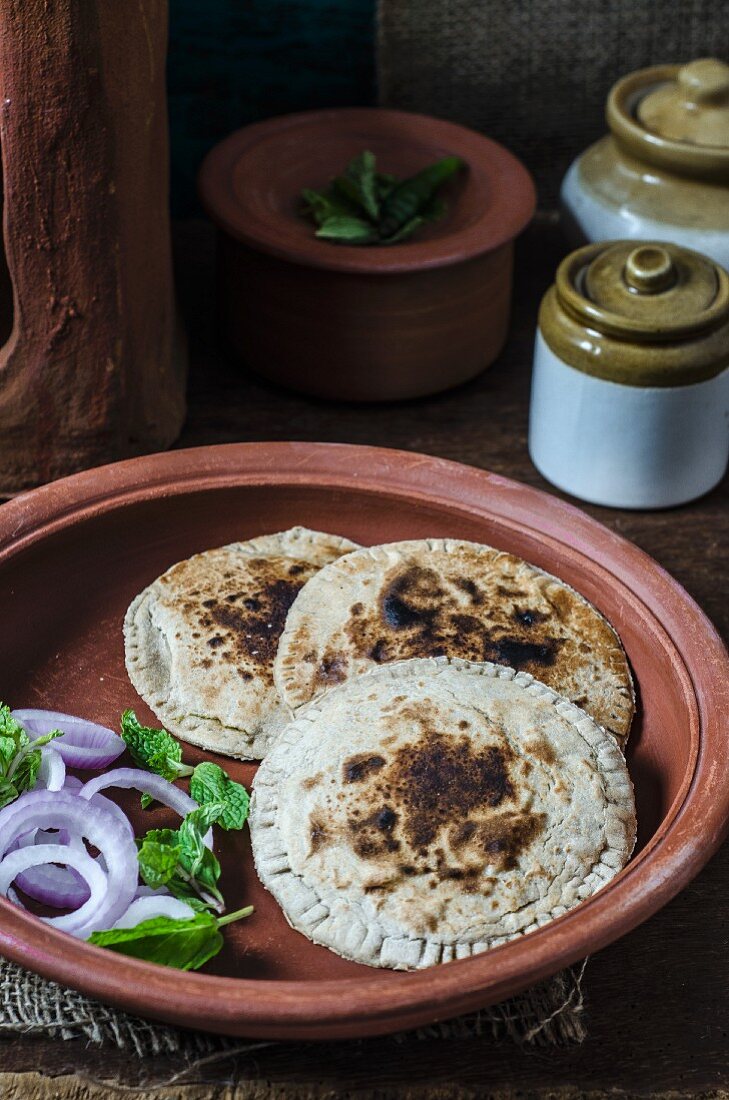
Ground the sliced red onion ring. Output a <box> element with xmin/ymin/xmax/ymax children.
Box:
<box><xmin>37</xmin><ymin>747</ymin><xmax>65</xmax><ymax>792</ymax></box>
<box><xmin>0</xmin><ymin>845</ymin><xmax>107</xmax><ymax>931</ymax></box>
<box><xmin>14</xmin><ymin>829</ymin><xmax>90</xmax><ymax>908</ymax></box>
<box><xmin>113</xmin><ymin>895</ymin><xmax>194</xmax><ymax>929</ymax></box>
<box><xmin>12</xmin><ymin>709</ymin><xmax>125</xmax><ymax>770</ymax></box>
<box><xmin>79</xmin><ymin>768</ymin><xmax>210</xmax><ymax>846</ymax></box>
<box><xmin>0</xmin><ymin>789</ymin><xmax>137</xmax><ymax>935</ymax></box>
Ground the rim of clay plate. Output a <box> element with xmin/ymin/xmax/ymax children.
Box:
<box><xmin>197</xmin><ymin>108</ymin><xmax>536</xmax><ymax>274</ymax></box>
<box><xmin>0</xmin><ymin>442</ymin><xmax>726</xmax><ymax>1040</ymax></box>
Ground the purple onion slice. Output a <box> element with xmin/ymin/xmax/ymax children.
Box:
<box><xmin>113</xmin><ymin>895</ymin><xmax>195</xmax><ymax>929</ymax></box>
<box><xmin>12</xmin><ymin>709</ymin><xmax>125</xmax><ymax>770</ymax></box>
<box><xmin>0</xmin><ymin>789</ymin><xmax>138</xmax><ymax>936</ymax></box>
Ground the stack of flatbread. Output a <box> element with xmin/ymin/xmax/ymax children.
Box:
<box><xmin>124</xmin><ymin>527</ymin><xmax>637</xmax><ymax>970</ymax></box>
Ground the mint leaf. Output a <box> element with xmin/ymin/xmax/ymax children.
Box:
<box><xmin>88</xmin><ymin>906</ymin><xmax>254</xmax><ymax>971</ymax></box>
<box><xmin>136</xmin><ymin>806</ymin><xmax>225</xmax><ymax>912</ymax></box>
<box><xmin>315</xmin><ymin>216</ymin><xmax>378</xmax><ymax>244</ymax></box>
<box><xmin>0</xmin><ymin>707</ymin><xmax>63</xmax><ymax>802</ymax></box>
<box><xmin>0</xmin><ymin>705</ymin><xmax>28</xmax><ymax>748</ymax></box>
<box><xmin>178</xmin><ymin>804</ymin><xmax>225</xmax><ymax>900</ymax></box>
<box><xmin>0</xmin><ymin>777</ymin><xmax>18</xmax><ymax>810</ymax></box>
<box><xmin>301</xmin><ymin>188</ymin><xmax>359</xmax><ymax>227</ymax></box>
<box><xmin>340</xmin><ymin>150</ymin><xmax>379</xmax><ymax>221</ymax></box>
<box><xmin>0</xmin><ymin>736</ymin><xmax>17</xmax><ymax>774</ymax></box>
<box><xmin>89</xmin><ymin>912</ymin><xmax>222</xmax><ymax>970</ymax></box>
<box><xmin>190</xmin><ymin>762</ymin><xmax>250</xmax><ymax>831</ymax></box>
<box><xmin>120</xmin><ymin>710</ymin><xmax>193</xmax><ymax>784</ymax></box>
<box><xmin>137</xmin><ymin>830</ymin><xmax>182</xmax><ymax>890</ymax></box>
<box><xmin>11</xmin><ymin>749</ymin><xmax>42</xmax><ymax>793</ymax></box>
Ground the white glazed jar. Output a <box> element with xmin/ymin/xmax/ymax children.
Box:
<box><xmin>529</xmin><ymin>240</ymin><xmax>729</xmax><ymax>509</ymax></box>
<box><xmin>561</xmin><ymin>59</ymin><xmax>729</xmax><ymax>271</ymax></box>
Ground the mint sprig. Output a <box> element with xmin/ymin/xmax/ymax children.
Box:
<box><xmin>88</xmin><ymin>907</ymin><xmax>254</xmax><ymax>971</ymax></box>
<box><xmin>120</xmin><ymin>711</ymin><xmax>249</xmax><ymax>826</ymax></box>
<box><xmin>0</xmin><ymin>704</ymin><xmax>63</xmax><ymax>809</ymax></box>
<box><xmin>137</xmin><ymin>803</ymin><xmax>227</xmax><ymax>913</ymax></box>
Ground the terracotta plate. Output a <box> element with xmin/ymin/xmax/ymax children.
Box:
<box><xmin>0</xmin><ymin>442</ymin><xmax>726</xmax><ymax>1040</ymax></box>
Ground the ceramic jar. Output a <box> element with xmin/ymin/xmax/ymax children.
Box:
<box><xmin>529</xmin><ymin>240</ymin><xmax>729</xmax><ymax>509</ymax></box>
<box><xmin>561</xmin><ymin>59</ymin><xmax>729</xmax><ymax>271</ymax></box>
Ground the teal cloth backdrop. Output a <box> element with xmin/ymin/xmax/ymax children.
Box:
<box><xmin>168</xmin><ymin>0</ymin><xmax>376</xmax><ymax>214</ymax></box>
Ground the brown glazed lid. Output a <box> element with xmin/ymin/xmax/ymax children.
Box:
<box><xmin>539</xmin><ymin>240</ymin><xmax>729</xmax><ymax>386</ymax></box>
<box><xmin>607</xmin><ymin>60</ymin><xmax>729</xmax><ymax>181</ymax></box>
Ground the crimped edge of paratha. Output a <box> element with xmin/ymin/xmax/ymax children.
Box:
<box><xmin>123</xmin><ymin>526</ymin><xmax>359</xmax><ymax>760</ymax></box>
<box><xmin>251</xmin><ymin>656</ymin><xmax>637</xmax><ymax>970</ymax></box>
<box><xmin>273</xmin><ymin>537</ymin><xmax>635</xmax><ymax>748</ymax></box>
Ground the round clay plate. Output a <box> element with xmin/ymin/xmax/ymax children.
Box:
<box><xmin>0</xmin><ymin>442</ymin><xmax>726</xmax><ymax>1040</ymax></box>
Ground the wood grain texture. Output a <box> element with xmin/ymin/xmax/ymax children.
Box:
<box><xmin>1</xmin><ymin>218</ymin><xmax>726</xmax><ymax>1095</ymax></box>
<box><xmin>0</xmin><ymin>0</ymin><xmax>186</xmax><ymax>492</ymax></box>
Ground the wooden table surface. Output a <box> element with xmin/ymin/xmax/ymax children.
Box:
<box><xmin>2</xmin><ymin>220</ymin><xmax>727</xmax><ymax>1098</ymax></box>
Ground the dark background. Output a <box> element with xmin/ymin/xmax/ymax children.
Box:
<box><xmin>168</xmin><ymin>0</ymin><xmax>375</xmax><ymax>215</ymax></box>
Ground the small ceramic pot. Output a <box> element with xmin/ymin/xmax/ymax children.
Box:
<box><xmin>561</xmin><ymin>59</ymin><xmax>729</xmax><ymax>271</ymax></box>
<box><xmin>198</xmin><ymin>109</ymin><xmax>535</xmax><ymax>402</ymax></box>
<box><xmin>529</xmin><ymin>240</ymin><xmax>729</xmax><ymax>509</ymax></box>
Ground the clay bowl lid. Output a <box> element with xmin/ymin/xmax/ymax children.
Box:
<box><xmin>198</xmin><ymin>108</ymin><xmax>536</xmax><ymax>275</ymax></box>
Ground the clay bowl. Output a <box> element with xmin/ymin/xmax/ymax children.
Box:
<box><xmin>198</xmin><ymin>109</ymin><xmax>536</xmax><ymax>401</ymax></box>
<box><xmin>0</xmin><ymin>442</ymin><xmax>727</xmax><ymax>1040</ymax></box>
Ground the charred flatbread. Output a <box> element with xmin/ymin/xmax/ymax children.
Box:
<box><xmin>251</xmin><ymin>657</ymin><xmax>636</xmax><ymax>970</ymax></box>
<box><xmin>275</xmin><ymin>538</ymin><xmax>634</xmax><ymax>748</ymax></box>
<box><xmin>124</xmin><ymin>526</ymin><xmax>358</xmax><ymax>759</ymax></box>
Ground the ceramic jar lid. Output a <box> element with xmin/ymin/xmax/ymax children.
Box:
<box><xmin>539</xmin><ymin>240</ymin><xmax>729</xmax><ymax>386</ymax></box>
<box><xmin>607</xmin><ymin>59</ymin><xmax>729</xmax><ymax>181</ymax></box>
<box><xmin>637</xmin><ymin>59</ymin><xmax>729</xmax><ymax>147</ymax></box>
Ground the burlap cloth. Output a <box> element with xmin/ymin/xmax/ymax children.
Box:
<box><xmin>377</xmin><ymin>0</ymin><xmax>727</xmax><ymax>208</ymax></box>
<box><xmin>0</xmin><ymin>956</ymin><xmax>586</xmax><ymax>1055</ymax></box>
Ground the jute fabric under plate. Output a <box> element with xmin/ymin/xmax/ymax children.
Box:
<box><xmin>0</xmin><ymin>956</ymin><xmax>586</xmax><ymax>1055</ymax></box>
<box><xmin>377</xmin><ymin>0</ymin><xmax>726</xmax><ymax>207</ymax></box>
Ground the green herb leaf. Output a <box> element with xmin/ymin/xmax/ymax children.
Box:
<box><xmin>120</xmin><ymin>710</ymin><xmax>193</xmax><ymax>785</ymax></box>
<box><xmin>178</xmin><ymin>804</ymin><xmax>225</xmax><ymax>899</ymax></box>
<box><xmin>88</xmin><ymin>906</ymin><xmax>254</xmax><ymax>971</ymax></box>
<box><xmin>335</xmin><ymin>150</ymin><xmax>379</xmax><ymax>222</ymax></box>
<box><xmin>315</xmin><ymin>215</ymin><xmax>378</xmax><ymax>244</ymax></box>
<box><xmin>379</xmin><ymin>156</ymin><xmax>464</xmax><ymax>238</ymax></box>
<box><xmin>11</xmin><ymin>749</ymin><xmax>42</xmax><ymax>793</ymax></box>
<box><xmin>137</xmin><ymin>829</ymin><xmax>182</xmax><ymax>890</ymax></box>
<box><xmin>89</xmin><ymin>912</ymin><xmax>221</xmax><ymax>970</ymax></box>
<box><xmin>0</xmin><ymin>777</ymin><xmax>19</xmax><ymax>810</ymax></box>
<box><xmin>375</xmin><ymin>172</ymin><xmax>398</xmax><ymax>202</ymax></box>
<box><xmin>301</xmin><ymin>188</ymin><xmax>360</xmax><ymax>227</ymax></box>
<box><xmin>190</xmin><ymin>762</ymin><xmax>250</xmax><ymax>831</ymax></box>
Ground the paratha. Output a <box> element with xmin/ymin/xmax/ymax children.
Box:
<box><xmin>124</xmin><ymin>526</ymin><xmax>358</xmax><ymax>759</ymax></box>
<box><xmin>251</xmin><ymin>657</ymin><xmax>636</xmax><ymax>970</ymax></box>
<box><xmin>275</xmin><ymin>538</ymin><xmax>634</xmax><ymax>748</ymax></box>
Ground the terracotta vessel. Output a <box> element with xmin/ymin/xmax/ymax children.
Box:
<box><xmin>0</xmin><ymin>0</ymin><xmax>186</xmax><ymax>493</ymax></box>
<box><xmin>0</xmin><ymin>442</ymin><xmax>726</xmax><ymax>1039</ymax></box>
<box><xmin>561</xmin><ymin>59</ymin><xmax>729</xmax><ymax>269</ymax></box>
<box><xmin>530</xmin><ymin>240</ymin><xmax>729</xmax><ymax>508</ymax></box>
<box><xmin>199</xmin><ymin>109</ymin><xmax>535</xmax><ymax>401</ymax></box>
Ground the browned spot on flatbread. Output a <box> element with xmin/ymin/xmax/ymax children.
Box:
<box><xmin>198</xmin><ymin>556</ymin><xmax>318</xmax><ymax>681</ymax></box>
<box><xmin>345</xmin><ymin>563</ymin><xmax>564</xmax><ymax>676</ymax></box>
<box><xmin>525</xmin><ymin>737</ymin><xmax>557</xmax><ymax>766</ymax></box>
<box><xmin>301</xmin><ymin>772</ymin><xmax>324</xmax><ymax>791</ymax></box>
<box><xmin>343</xmin><ymin>753</ymin><xmax>386</xmax><ymax>783</ymax></box>
<box><xmin>390</xmin><ymin>729</ymin><xmax>514</xmax><ymax>853</ymax></box>
<box><xmin>314</xmin><ymin>651</ymin><xmax>348</xmax><ymax>689</ymax></box>
<box><xmin>309</xmin><ymin>813</ymin><xmax>329</xmax><ymax>852</ymax></box>
<box><xmin>476</xmin><ymin>810</ymin><xmax>547</xmax><ymax>872</ymax></box>
<box><xmin>349</xmin><ymin>805</ymin><xmax>400</xmax><ymax>859</ymax></box>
